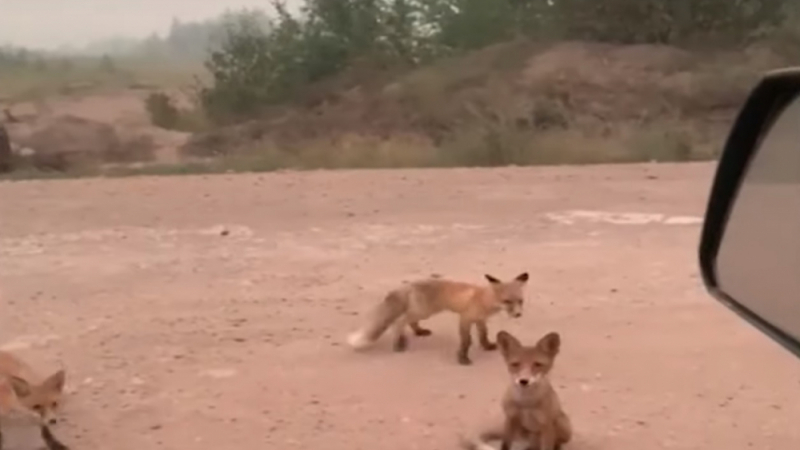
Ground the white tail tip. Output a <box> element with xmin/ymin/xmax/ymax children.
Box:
<box><xmin>457</xmin><ymin>435</ymin><xmax>495</xmax><ymax>450</ymax></box>
<box><xmin>346</xmin><ymin>330</ymin><xmax>372</xmax><ymax>350</ymax></box>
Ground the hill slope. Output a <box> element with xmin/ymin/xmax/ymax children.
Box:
<box><xmin>181</xmin><ymin>40</ymin><xmax>787</xmax><ymax>168</ymax></box>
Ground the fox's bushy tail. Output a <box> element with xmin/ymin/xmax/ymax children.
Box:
<box><xmin>346</xmin><ymin>290</ymin><xmax>408</xmax><ymax>350</ymax></box>
<box><xmin>457</xmin><ymin>434</ymin><xmax>496</xmax><ymax>450</ymax></box>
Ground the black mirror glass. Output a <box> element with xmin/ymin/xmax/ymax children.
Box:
<box><xmin>716</xmin><ymin>91</ymin><xmax>800</xmax><ymax>343</ymax></box>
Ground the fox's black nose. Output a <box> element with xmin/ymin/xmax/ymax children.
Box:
<box><xmin>518</xmin><ymin>378</ymin><xmax>529</xmax><ymax>386</ymax></box>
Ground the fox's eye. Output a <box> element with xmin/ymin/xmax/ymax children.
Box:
<box><xmin>533</xmin><ymin>361</ymin><xmax>545</xmax><ymax>369</ymax></box>
<box><xmin>509</xmin><ymin>361</ymin><xmax>521</xmax><ymax>370</ymax></box>
<box><xmin>32</xmin><ymin>404</ymin><xmax>43</xmax><ymax>412</ymax></box>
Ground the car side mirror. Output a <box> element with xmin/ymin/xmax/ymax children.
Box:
<box><xmin>700</xmin><ymin>67</ymin><xmax>800</xmax><ymax>358</ymax></box>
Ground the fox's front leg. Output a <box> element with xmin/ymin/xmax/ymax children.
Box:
<box><xmin>0</xmin><ymin>421</ymin><xmax>4</xmax><ymax>450</ymax></box>
<box><xmin>457</xmin><ymin>318</ymin><xmax>474</xmax><ymax>365</ymax></box>
<box><xmin>41</xmin><ymin>424</ymin><xmax>69</xmax><ymax>450</ymax></box>
<box><xmin>499</xmin><ymin>416</ymin><xmax>521</xmax><ymax>450</ymax></box>
<box><xmin>536</xmin><ymin>426</ymin><xmax>557</xmax><ymax>450</ymax></box>
<box><xmin>476</xmin><ymin>320</ymin><xmax>497</xmax><ymax>351</ymax></box>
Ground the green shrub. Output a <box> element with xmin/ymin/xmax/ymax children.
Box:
<box><xmin>145</xmin><ymin>91</ymin><xmax>180</xmax><ymax>129</ymax></box>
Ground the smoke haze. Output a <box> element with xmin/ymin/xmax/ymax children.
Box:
<box><xmin>0</xmin><ymin>0</ymin><xmax>299</xmax><ymax>49</ymax></box>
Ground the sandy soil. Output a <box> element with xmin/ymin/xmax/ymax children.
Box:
<box><xmin>1</xmin><ymin>162</ymin><xmax>799</xmax><ymax>450</ymax></box>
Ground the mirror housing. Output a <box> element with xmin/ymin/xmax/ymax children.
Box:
<box><xmin>699</xmin><ymin>67</ymin><xmax>800</xmax><ymax>358</ymax></box>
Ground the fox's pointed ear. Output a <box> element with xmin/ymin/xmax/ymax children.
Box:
<box><xmin>485</xmin><ymin>274</ymin><xmax>501</xmax><ymax>284</ymax></box>
<box><xmin>43</xmin><ymin>370</ymin><xmax>66</xmax><ymax>393</ymax></box>
<box><xmin>535</xmin><ymin>332</ymin><xmax>561</xmax><ymax>357</ymax></box>
<box><xmin>515</xmin><ymin>272</ymin><xmax>529</xmax><ymax>283</ymax></box>
<box><xmin>496</xmin><ymin>330</ymin><xmax>522</xmax><ymax>359</ymax></box>
<box><xmin>9</xmin><ymin>376</ymin><xmax>31</xmax><ymax>398</ymax></box>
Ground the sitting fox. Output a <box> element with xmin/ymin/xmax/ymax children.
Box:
<box><xmin>346</xmin><ymin>272</ymin><xmax>530</xmax><ymax>365</ymax></box>
<box><xmin>459</xmin><ymin>330</ymin><xmax>573</xmax><ymax>450</ymax></box>
<box><xmin>0</xmin><ymin>350</ymin><xmax>69</xmax><ymax>450</ymax></box>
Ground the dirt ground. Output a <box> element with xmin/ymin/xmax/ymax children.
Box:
<box><xmin>1</xmin><ymin>162</ymin><xmax>799</xmax><ymax>450</ymax></box>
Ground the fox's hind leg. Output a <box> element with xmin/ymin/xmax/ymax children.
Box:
<box><xmin>392</xmin><ymin>315</ymin><xmax>410</xmax><ymax>352</ymax></box>
<box><xmin>409</xmin><ymin>321</ymin><xmax>432</xmax><ymax>337</ymax></box>
<box><xmin>554</xmin><ymin>411</ymin><xmax>572</xmax><ymax>446</ymax></box>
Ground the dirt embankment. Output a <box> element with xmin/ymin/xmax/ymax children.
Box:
<box><xmin>0</xmin><ymin>41</ymin><xmax>789</xmax><ymax>174</ymax></box>
<box><xmin>1</xmin><ymin>90</ymin><xmax>190</xmax><ymax>172</ymax></box>
<box><xmin>182</xmin><ymin>41</ymin><xmax>785</xmax><ymax>163</ymax></box>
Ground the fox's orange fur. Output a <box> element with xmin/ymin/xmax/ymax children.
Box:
<box><xmin>347</xmin><ymin>272</ymin><xmax>529</xmax><ymax>365</ymax></box>
<box><xmin>0</xmin><ymin>350</ymin><xmax>69</xmax><ymax>450</ymax></box>
<box><xmin>460</xmin><ymin>330</ymin><xmax>572</xmax><ymax>450</ymax></box>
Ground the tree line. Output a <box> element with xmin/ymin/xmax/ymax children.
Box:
<box><xmin>199</xmin><ymin>0</ymin><xmax>798</xmax><ymax>122</ymax></box>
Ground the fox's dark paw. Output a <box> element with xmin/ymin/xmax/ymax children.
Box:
<box><xmin>414</xmin><ymin>328</ymin><xmax>433</xmax><ymax>337</ymax></box>
<box><xmin>393</xmin><ymin>335</ymin><xmax>408</xmax><ymax>352</ymax></box>
<box><xmin>457</xmin><ymin>354</ymin><xmax>472</xmax><ymax>365</ymax></box>
<box><xmin>481</xmin><ymin>342</ymin><xmax>498</xmax><ymax>351</ymax></box>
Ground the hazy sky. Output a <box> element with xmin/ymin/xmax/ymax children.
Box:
<box><xmin>0</xmin><ymin>0</ymin><xmax>301</xmax><ymax>49</ymax></box>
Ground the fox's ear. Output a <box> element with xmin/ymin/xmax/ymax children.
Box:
<box><xmin>535</xmin><ymin>332</ymin><xmax>561</xmax><ymax>357</ymax></box>
<box><xmin>515</xmin><ymin>272</ymin><xmax>529</xmax><ymax>283</ymax></box>
<box><xmin>43</xmin><ymin>370</ymin><xmax>66</xmax><ymax>393</ymax></box>
<box><xmin>9</xmin><ymin>376</ymin><xmax>31</xmax><ymax>398</ymax></box>
<box><xmin>485</xmin><ymin>274</ymin><xmax>501</xmax><ymax>284</ymax></box>
<box><xmin>496</xmin><ymin>330</ymin><xmax>522</xmax><ymax>358</ymax></box>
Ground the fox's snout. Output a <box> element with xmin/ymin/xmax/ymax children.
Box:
<box><xmin>506</xmin><ymin>305</ymin><xmax>522</xmax><ymax>318</ymax></box>
<box><xmin>501</xmin><ymin>299</ymin><xmax>523</xmax><ymax>318</ymax></box>
<box><xmin>514</xmin><ymin>373</ymin><xmax>541</xmax><ymax>387</ymax></box>
<box><xmin>33</xmin><ymin>407</ymin><xmax>60</xmax><ymax>426</ymax></box>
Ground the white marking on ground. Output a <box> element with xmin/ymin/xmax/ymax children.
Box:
<box><xmin>200</xmin><ymin>368</ymin><xmax>238</xmax><ymax>379</ymax></box>
<box><xmin>545</xmin><ymin>210</ymin><xmax>702</xmax><ymax>226</ymax></box>
<box><xmin>1</xmin><ymin>334</ymin><xmax>62</xmax><ymax>351</ymax></box>
<box><xmin>664</xmin><ymin>216</ymin><xmax>704</xmax><ymax>225</ymax></box>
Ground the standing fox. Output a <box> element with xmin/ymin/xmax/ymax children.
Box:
<box><xmin>346</xmin><ymin>272</ymin><xmax>529</xmax><ymax>365</ymax></box>
<box><xmin>460</xmin><ymin>330</ymin><xmax>572</xmax><ymax>450</ymax></box>
<box><xmin>0</xmin><ymin>350</ymin><xmax>69</xmax><ymax>450</ymax></box>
